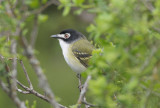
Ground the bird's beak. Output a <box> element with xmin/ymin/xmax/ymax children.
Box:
<box><xmin>50</xmin><ymin>34</ymin><xmax>65</xmax><ymax>39</ymax></box>
<box><xmin>50</xmin><ymin>34</ymin><xmax>58</xmax><ymax>38</ymax></box>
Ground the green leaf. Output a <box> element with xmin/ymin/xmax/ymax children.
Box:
<box><xmin>38</xmin><ymin>14</ymin><xmax>48</xmax><ymax>23</ymax></box>
<box><xmin>74</xmin><ymin>9</ymin><xmax>83</xmax><ymax>15</ymax></box>
<box><xmin>63</xmin><ymin>6</ymin><xmax>71</xmax><ymax>16</ymax></box>
<box><xmin>29</xmin><ymin>0</ymin><xmax>40</xmax><ymax>8</ymax></box>
<box><xmin>25</xmin><ymin>100</ymin><xmax>29</xmax><ymax>108</ymax></box>
<box><xmin>69</xmin><ymin>104</ymin><xmax>78</xmax><ymax>108</ymax></box>
<box><xmin>31</xmin><ymin>101</ymin><xmax>36</xmax><ymax>108</ymax></box>
<box><xmin>73</xmin><ymin>0</ymin><xmax>85</xmax><ymax>6</ymax></box>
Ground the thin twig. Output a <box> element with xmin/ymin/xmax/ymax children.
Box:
<box><xmin>77</xmin><ymin>75</ymin><xmax>91</xmax><ymax>108</ymax></box>
<box><xmin>7</xmin><ymin>0</ymin><xmax>17</xmax><ymax>17</ymax></box>
<box><xmin>1</xmin><ymin>44</ymin><xmax>26</xmax><ymax>108</ymax></box>
<box><xmin>16</xmin><ymin>80</ymin><xmax>50</xmax><ymax>102</ymax></box>
<box><xmin>82</xmin><ymin>100</ymin><xmax>97</xmax><ymax>107</ymax></box>
<box><xmin>83</xmin><ymin>98</ymin><xmax>90</xmax><ymax>108</ymax></box>
<box><xmin>19</xmin><ymin>60</ymin><xmax>33</xmax><ymax>90</ymax></box>
<box><xmin>141</xmin><ymin>0</ymin><xmax>160</xmax><ymax>33</ymax></box>
<box><xmin>0</xmin><ymin>79</ymin><xmax>10</xmax><ymax>93</ymax></box>
<box><xmin>20</xmin><ymin>35</ymin><xmax>61</xmax><ymax>108</ymax></box>
<box><xmin>30</xmin><ymin>15</ymin><xmax>38</xmax><ymax>48</ymax></box>
<box><xmin>10</xmin><ymin>39</ymin><xmax>26</xmax><ymax>108</ymax></box>
<box><xmin>1</xmin><ymin>54</ymin><xmax>66</xmax><ymax>108</ymax></box>
<box><xmin>141</xmin><ymin>0</ymin><xmax>154</xmax><ymax>12</ymax></box>
<box><xmin>0</xmin><ymin>54</ymin><xmax>12</xmax><ymax>93</ymax></box>
<box><xmin>16</xmin><ymin>80</ymin><xmax>66</xmax><ymax>108</ymax></box>
<box><xmin>29</xmin><ymin>0</ymin><xmax>60</xmax><ymax>16</ymax></box>
<box><xmin>16</xmin><ymin>88</ymin><xmax>30</xmax><ymax>94</ymax></box>
<box><xmin>140</xmin><ymin>84</ymin><xmax>160</xmax><ymax>97</ymax></box>
<box><xmin>140</xmin><ymin>46</ymin><xmax>157</xmax><ymax>71</ymax></box>
<box><xmin>5</xmin><ymin>63</ymin><xmax>12</xmax><ymax>94</ymax></box>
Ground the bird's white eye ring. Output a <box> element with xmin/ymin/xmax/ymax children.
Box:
<box><xmin>64</xmin><ymin>33</ymin><xmax>70</xmax><ymax>39</ymax></box>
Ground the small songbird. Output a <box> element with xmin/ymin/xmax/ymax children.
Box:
<box><xmin>51</xmin><ymin>29</ymin><xmax>95</xmax><ymax>89</ymax></box>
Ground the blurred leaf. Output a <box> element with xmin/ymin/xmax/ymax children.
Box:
<box><xmin>63</xmin><ymin>6</ymin><xmax>71</xmax><ymax>16</ymax></box>
<box><xmin>72</xmin><ymin>0</ymin><xmax>84</xmax><ymax>6</ymax></box>
<box><xmin>74</xmin><ymin>9</ymin><xmax>83</xmax><ymax>15</ymax></box>
<box><xmin>31</xmin><ymin>101</ymin><xmax>37</xmax><ymax>108</ymax></box>
<box><xmin>25</xmin><ymin>100</ymin><xmax>29</xmax><ymax>108</ymax></box>
<box><xmin>38</xmin><ymin>14</ymin><xmax>48</xmax><ymax>23</ymax></box>
<box><xmin>69</xmin><ymin>104</ymin><xmax>78</xmax><ymax>108</ymax></box>
<box><xmin>29</xmin><ymin>0</ymin><xmax>40</xmax><ymax>8</ymax></box>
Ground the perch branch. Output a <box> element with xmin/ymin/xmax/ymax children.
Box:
<box><xmin>77</xmin><ymin>75</ymin><xmax>92</xmax><ymax>108</ymax></box>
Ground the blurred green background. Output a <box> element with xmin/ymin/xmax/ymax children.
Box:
<box><xmin>0</xmin><ymin>5</ymin><xmax>89</xmax><ymax>108</ymax></box>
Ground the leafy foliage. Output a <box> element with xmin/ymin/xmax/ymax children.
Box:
<box><xmin>60</xmin><ymin>0</ymin><xmax>160</xmax><ymax>107</ymax></box>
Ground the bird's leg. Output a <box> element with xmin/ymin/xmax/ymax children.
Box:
<box><xmin>77</xmin><ymin>73</ymin><xmax>83</xmax><ymax>92</ymax></box>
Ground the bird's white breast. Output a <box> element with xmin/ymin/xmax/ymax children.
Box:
<box><xmin>58</xmin><ymin>39</ymin><xmax>86</xmax><ymax>73</ymax></box>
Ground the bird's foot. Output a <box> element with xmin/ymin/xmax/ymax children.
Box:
<box><xmin>78</xmin><ymin>84</ymin><xmax>84</xmax><ymax>92</ymax></box>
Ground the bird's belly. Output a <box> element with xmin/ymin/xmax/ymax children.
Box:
<box><xmin>64</xmin><ymin>54</ymin><xmax>86</xmax><ymax>73</ymax></box>
<box><xmin>59</xmin><ymin>39</ymin><xmax>86</xmax><ymax>73</ymax></box>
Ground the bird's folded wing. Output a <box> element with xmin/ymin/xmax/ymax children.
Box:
<box><xmin>72</xmin><ymin>40</ymin><xmax>95</xmax><ymax>67</ymax></box>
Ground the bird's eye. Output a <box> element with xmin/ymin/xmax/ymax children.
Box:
<box><xmin>64</xmin><ymin>33</ymin><xmax>70</xmax><ymax>39</ymax></box>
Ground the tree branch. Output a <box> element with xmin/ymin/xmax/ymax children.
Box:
<box><xmin>19</xmin><ymin>60</ymin><xmax>33</xmax><ymax>90</ymax></box>
<box><xmin>10</xmin><ymin>38</ymin><xmax>26</xmax><ymax>108</ymax></box>
<box><xmin>141</xmin><ymin>46</ymin><xmax>157</xmax><ymax>71</ymax></box>
<box><xmin>29</xmin><ymin>0</ymin><xmax>60</xmax><ymax>16</ymax></box>
<box><xmin>16</xmin><ymin>76</ymin><xmax>66</xmax><ymax>108</ymax></box>
<box><xmin>77</xmin><ymin>75</ymin><xmax>92</xmax><ymax>108</ymax></box>
<box><xmin>0</xmin><ymin>53</ymin><xmax>26</xmax><ymax>108</ymax></box>
<box><xmin>141</xmin><ymin>0</ymin><xmax>160</xmax><ymax>33</ymax></box>
<box><xmin>0</xmin><ymin>54</ymin><xmax>66</xmax><ymax>108</ymax></box>
<box><xmin>0</xmin><ymin>79</ymin><xmax>10</xmax><ymax>93</ymax></box>
<box><xmin>30</xmin><ymin>15</ymin><xmax>38</xmax><ymax>48</ymax></box>
<box><xmin>20</xmin><ymin>35</ymin><xmax>61</xmax><ymax>108</ymax></box>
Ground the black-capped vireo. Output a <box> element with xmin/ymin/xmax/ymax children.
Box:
<box><xmin>51</xmin><ymin>29</ymin><xmax>95</xmax><ymax>89</ymax></box>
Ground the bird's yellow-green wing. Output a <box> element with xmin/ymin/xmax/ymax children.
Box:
<box><xmin>72</xmin><ymin>39</ymin><xmax>95</xmax><ymax>67</ymax></box>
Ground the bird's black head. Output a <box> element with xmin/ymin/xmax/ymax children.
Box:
<box><xmin>51</xmin><ymin>29</ymin><xmax>86</xmax><ymax>43</ymax></box>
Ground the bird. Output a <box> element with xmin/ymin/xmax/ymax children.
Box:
<box><xmin>51</xmin><ymin>29</ymin><xmax>95</xmax><ymax>90</ymax></box>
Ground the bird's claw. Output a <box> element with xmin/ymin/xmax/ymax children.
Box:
<box><xmin>78</xmin><ymin>84</ymin><xmax>84</xmax><ymax>92</ymax></box>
